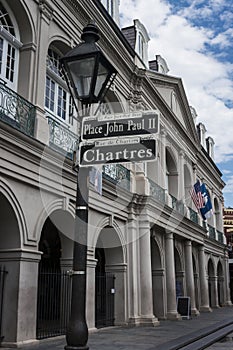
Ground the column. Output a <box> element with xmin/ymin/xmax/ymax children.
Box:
<box><xmin>0</xmin><ymin>249</ymin><xmax>41</xmax><ymax>347</ymax></box>
<box><xmin>139</xmin><ymin>216</ymin><xmax>159</xmax><ymax>326</ymax></box>
<box><xmin>210</xmin><ymin>276</ymin><xmax>219</xmax><ymax>308</ymax></box>
<box><xmin>34</xmin><ymin>2</ymin><xmax>54</xmax><ymax>143</ymax></box>
<box><xmin>160</xmin><ymin>129</ymin><xmax>167</xmax><ymax>189</ymax></box>
<box><xmin>165</xmin><ymin>232</ymin><xmax>180</xmax><ymax>319</ymax></box>
<box><xmin>127</xmin><ymin>213</ymin><xmax>140</xmax><ymax>325</ymax></box>
<box><xmin>198</xmin><ymin>245</ymin><xmax>211</xmax><ymax>312</ymax></box>
<box><xmin>86</xmin><ymin>251</ymin><xmax>97</xmax><ymax>330</ymax></box>
<box><xmin>223</xmin><ymin>254</ymin><xmax>232</xmax><ymax>306</ymax></box>
<box><xmin>184</xmin><ymin>240</ymin><xmax>199</xmax><ymax>315</ymax></box>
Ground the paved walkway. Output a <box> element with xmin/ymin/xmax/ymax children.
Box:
<box><xmin>2</xmin><ymin>307</ymin><xmax>233</xmax><ymax>350</ymax></box>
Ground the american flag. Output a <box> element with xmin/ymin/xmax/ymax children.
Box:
<box><xmin>189</xmin><ymin>180</ymin><xmax>205</xmax><ymax>210</ymax></box>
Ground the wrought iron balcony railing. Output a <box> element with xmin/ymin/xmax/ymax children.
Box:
<box><xmin>208</xmin><ymin>224</ymin><xmax>216</xmax><ymax>239</ymax></box>
<box><xmin>149</xmin><ymin>179</ymin><xmax>165</xmax><ymax>203</ymax></box>
<box><xmin>188</xmin><ymin>207</ymin><xmax>198</xmax><ymax>224</ymax></box>
<box><xmin>102</xmin><ymin>164</ymin><xmax>130</xmax><ymax>191</ymax></box>
<box><xmin>170</xmin><ymin>194</ymin><xmax>185</xmax><ymax>215</ymax></box>
<box><xmin>46</xmin><ymin>115</ymin><xmax>78</xmax><ymax>159</ymax></box>
<box><xmin>0</xmin><ymin>81</ymin><xmax>36</xmax><ymax>137</ymax></box>
<box><xmin>217</xmin><ymin>230</ymin><xmax>224</xmax><ymax>244</ymax></box>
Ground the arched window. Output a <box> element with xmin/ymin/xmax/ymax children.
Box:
<box><xmin>45</xmin><ymin>47</ymin><xmax>75</xmax><ymax>125</ymax></box>
<box><xmin>0</xmin><ymin>2</ymin><xmax>21</xmax><ymax>90</ymax></box>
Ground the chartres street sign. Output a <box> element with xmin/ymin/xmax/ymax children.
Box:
<box><xmin>78</xmin><ymin>137</ymin><xmax>156</xmax><ymax>167</ymax></box>
<box><xmin>81</xmin><ymin>110</ymin><xmax>159</xmax><ymax>140</ymax></box>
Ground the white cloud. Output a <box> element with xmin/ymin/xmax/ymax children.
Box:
<box><xmin>119</xmin><ymin>0</ymin><xmax>233</xmax><ymax>165</ymax></box>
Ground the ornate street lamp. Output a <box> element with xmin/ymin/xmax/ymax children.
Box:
<box><xmin>61</xmin><ymin>21</ymin><xmax>117</xmax><ymax>112</ymax></box>
<box><xmin>60</xmin><ymin>22</ymin><xmax>117</xmax><ymax>350</ymax></box>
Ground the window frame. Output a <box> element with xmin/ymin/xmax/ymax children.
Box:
<box><xmin>45</xmin><ymin>48</ymin><xmax>76</xmax><ymax>126</ymax></box>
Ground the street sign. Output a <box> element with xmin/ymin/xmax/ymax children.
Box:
<box><xmin>78</xmin><ymin>136</ymin><xmax>156</xmax><ymax>167</ymax></box>
<box><xmin>81</xmin><ymin>110</ymin><xmax>159</xmax><ymax>140</ymax></box>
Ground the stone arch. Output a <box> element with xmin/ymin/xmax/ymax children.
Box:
<box><xmin>91</xmin><ymin>216</ymin><xmax>126</xmax><ymax>256</ymax></box>
<box><xmin>48</xmin><ymin>37</ymin><xmax>73</xmax><ymax>56</ymax></box>
<box><xmin>150</xmin><ymin>234</ymin><xmax>165</xmax><ymax>319</ymax></box>
<box><xmin>166</xmin><ymin>147</ymin><xmax>178</xmax><ymax>198</ymax></box>
<box><xmin>94</xmin><ymin>220</ymin><xmax>126</xmax><ymax>327</ymax></box>
<box><xmin>35</xmin><ymin>198</ymin><xmax>75</xmax><ymax>244</ymax></box>
<box><xmin>6</xmin><ymin>0</ymin><xmax>35</xmax><ymax>43</ymax></box>
<box><xmin>0</xmin><ymin>180</ymin><xmax>27</xmax><ymax>248</ymax></box>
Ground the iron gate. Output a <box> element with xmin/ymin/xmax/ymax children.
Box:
<box><xmin>0</xmin><ymin>266</ymin><xmax>7</xmax><ymax>342</ymax></box>
<box><xmin>36</xmin><ymin>269</ymin><xmax>72</xmax><ymax>339</ymax></box>
<box><xmin>95</xmin><ymin>273</ymin><xmax>115</xmax><ymax>328</ymax></box>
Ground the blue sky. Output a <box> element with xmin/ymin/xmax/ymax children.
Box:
<box><xmin>119</xmin><ymin>0</ymin><xmax>233</xmax><ymax>207</ymax></box>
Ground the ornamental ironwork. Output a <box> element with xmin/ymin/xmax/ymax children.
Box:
<box><xmin>189</xmin><ymin>207</ymin><xmax>198</xmax><ymax>224</ymax></box>
<box><xmin>217</xmin><ymin>230</ymin><xmax>224</xmax><ymax>243</ymax></box>
<box><xmin>208</xmin><ymin>224</ymin><xmax>216</xmax><ymax>239</ymax></box>
<box><xmin>170</xmin><ymin>194</ymin><xmax>185</xmax><ymax>215</ymax></box>
<box><xmin>149</xmin><ymin>179</ymin><xmax>165</xmax><ymax>203</ymax></box>
<box><xmin>102</xmin><ymin>164</ymin><xmax>130</xmax><ymax>191</ymax></box>
<box><xmin>0</xmin><ymin>81</ymin><xmax>35</xmax><ymax>137</ymax></box>
<box><xmin>47</xmin><ymin>115</ymin><xmax>78</xmax><ymax>158</ymax></box>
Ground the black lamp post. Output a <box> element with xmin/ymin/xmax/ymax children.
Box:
<box><xmin>60</xmin><ymin>22</ymin><xmax>117</xmax><ymax>350</ymax></box>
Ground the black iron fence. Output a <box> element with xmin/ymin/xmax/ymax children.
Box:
<box><xmin>95</xmin><ymin>273</ymin><xmax>115</xmax><ymax>328</ymax></box>
<box><xmin>0</xmin><ymin>81</ymin><xmax>36</xmax><ymax>137</ymax></box>
<box><xmin>0</xmin><ymin>266</ymin><xmax>7</xmax><ymax>342</ymax></box>
<box><xmin>37</xmin><ymin>269</ymin><xmax>115</xmax><ymax>339</ymax></box>
<box><xmin>36</xmin><ymin>269</ymin><xmax>72</xmax><ymax>339</ymax></box>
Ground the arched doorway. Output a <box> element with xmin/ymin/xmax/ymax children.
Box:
<box><xmin>95</xmin><ymin>225</ymin><xmax>125</xmax><ymax>328</ymax></box>
<box><xmin>0</xmin><ymin>193</ymin><xmax>21</xmax><ymax>342</ymax></box>
<box><xmin>39</xmin><ymin>217</ymin><xmax>61</xmax><ymax>272</ymax></box>
<box><xmin>37</xmin><ymin>217</ymin><xmax>62</xmax><ymax>338</ymax></box>
<box><xmin>151</xmin><ymin>236</ymin><xmax>165</xmax><ymax>319</ymax></box>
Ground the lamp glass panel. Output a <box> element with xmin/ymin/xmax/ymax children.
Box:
<box><xmin>94</xmin><ymin>62</ymin><xmax>109</xmax><ymax>98</ymax></box>
<box><xmin>67</xmin><ymin>57</ymin><xmax>95</xmax><ymax>98</ymax></box>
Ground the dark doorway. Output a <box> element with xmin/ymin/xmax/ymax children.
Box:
<box><xmin>37</xmin><ymin>217</ymin><xmax>71</xmax><ymax>339</ymax></box>
<box><xmin>95</xmin><ymin>248</ymin><xmax>115</xmax><ymax>328</ymax></box>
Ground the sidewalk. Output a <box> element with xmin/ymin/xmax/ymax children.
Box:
<box><xmin>2</xmin><ymin>306</ymin><xmax>233</xmax><ymax>350</ymax></box>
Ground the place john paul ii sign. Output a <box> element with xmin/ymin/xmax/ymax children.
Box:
<box><xmin>78</xmin><ymin>111</ymin><xmax>159</xmax><ymax>167</ymax></box>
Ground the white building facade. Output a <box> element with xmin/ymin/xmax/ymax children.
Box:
<box><xmin>0</xmin><ymin>0</ymin><xmax>231</xmax><ymax>347</ymax></box>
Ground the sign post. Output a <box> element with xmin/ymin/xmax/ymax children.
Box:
<box><xmin>81</xmin><ymin>111</ymin><xmax>159</xmax><ymax>140</ymax></box>
<box><xmin>78</xmin><ymin>137</ymin><xmax>156</xmax><ymax>167</ymax></box>
<box><xmin>77</xmin><ymin>110</ymin><xmax>159</xmax><ymax>167</ymax></box>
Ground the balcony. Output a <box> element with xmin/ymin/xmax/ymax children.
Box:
<box><xmin>170</xmin><ymin>194</ymin><xmax>185</xmax><ymax>215</ymax></box>
<box><xmin>0</xmin><ymin>81</ymin><xmax>35</xmax><ymax>137</ymax></box>
<box><xmin>189</xmin><ymin>207</ymin><xmax>198</xmax><ymax>224</ymax></box>
<box><xmin>102</xmin><ymin>164</ymin><xmax>130</xmax><ymax>191</ymax></box>
<box><xmin>149</xmin><ymin>179</ymin><xmax>165</xmax><ymax>203</ymax></box>
<box><xmin>208</xmin><ymin>224</ymin><xmax>216</xmax><ymax>239</ymax></box>
<box><xmin>217</xmin><ymin>230</ymin><xmax>224</xmax><ymax>244</ymax></box>
<box><xmin>46</xmin><ymin>114</ymin><xmax>78</xmax><ymax>159</ymax></box>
